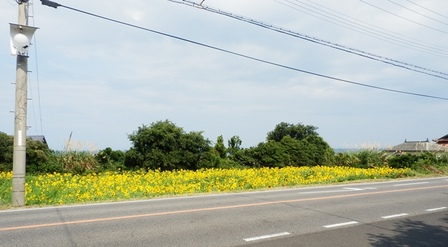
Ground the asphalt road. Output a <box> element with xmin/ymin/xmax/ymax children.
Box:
<box><xmin>241</xmin><ymin>210</ymin><xmax>448</xmax><ymax>247</ymax></box>
<box><xmin>0</xmin><ymin>177</ymin><xmax>447</xmax><ymax>246</ymax></box>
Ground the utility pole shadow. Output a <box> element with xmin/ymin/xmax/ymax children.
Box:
<box><xmin>368</xmin><ymin>215</ymin><xmax>448</xmax><ymax>247</ymax></box>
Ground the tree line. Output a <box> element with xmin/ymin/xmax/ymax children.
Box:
<box><xmin>1</xmin><ymin>120</ymin><xmax>447</xmax><ymax>174</ymax></box>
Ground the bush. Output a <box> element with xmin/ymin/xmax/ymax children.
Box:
<box><xmin>0</xmin><ymin>132</ymin><xmax>13</xmax><ymax>166</ymax></box>
<box><xmin>230</xmin><ymin>148</ymin><xmax>258</xmax><ymax>168</ymax></box>
<box><xmin>124</xmin><ymin>148</ymin><xmax>143</xmax><ymax>169</ymax></box>
<box><xmin>26</xmin><ymin>138</ymin><xmax>52</xmax><ymax>174</ymax></box>
<box><xmin>265</xmin><ymin>122</ymin><xmax>334</xmax><ymax>166</ymax></box>
<box><xmin>95</xmin><ymin>147</ymin><xmax>125</xmax><ymax>171</ymax></box>
<box><xmin>28</xmin><ymin>151</ymin><xmax>64</xmax><ymax>174</ymax></box>
<box><xmin>233</xmin><ymin>136</ymin><xmax>324</xmax><ymax>168</ymax></box>
<box><xmin>388</xmin><ymin>153</ymin><xmax>419</xmax><ymax>169</ymax></box>
<box><xmin>354</xmin><ymin>150</ymin><xmax>388</xmax><ymax>168</ymax></box>
<box><xmin>127</xmin><ymin>120</ymin><xmax>213</xmax><ymax>171</ymax></box>
<box><xmin>333</xmin><ymin>152</ymin><xmax>360</xmax><ymax>167</ymax></box>
<box><xmin>0</xmin><ymin>132</ymin><xmax>52</xmax><ymax>173</ymax></box>
<box><xmin>437</xmin><ymin>152</ymin><xmax>448</xmax><ymax>163</ymax></box>
<box><xmin>233</xmin><ymin>122</ymin><xmax>335</xmax><ymax>168</ymax></box>
<box><xmin>388</xmin><ymin>152</ymin><xmax>448</xmax><ymax>171</ymax></box>
<box><xmin>249</xmin><ymin>140</ymin><xmax>292</xmax><ymax>168</ymax></box>
<box><xmin>0</xmin><ymin>132</ymin><xmax>13</xmax><ymax>172</ymax></box>
<box><xmin>54</xmin><ymin>151</ymin><xmax>99</xmax><ymax>174</ymax></box>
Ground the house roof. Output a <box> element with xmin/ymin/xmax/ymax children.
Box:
<box><xmin>386</xmin><ymin>140</ymin><xmax>448</xmax><ymax>152</ymax></box>
<box><xmin>28</xmin><ymin>135</ymin><xmax>48</xmax><ymax>146</ymax></box>
<box><xmin>435</xmin><ymin>134</ymin><xmax>448</xmax><ymax>141</ymax></box>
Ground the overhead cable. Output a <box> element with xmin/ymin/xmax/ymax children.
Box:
<box><xmin>405</xmin><ymin>0</ymin><xmax>448</xmax><ymax>20</ymax></box>
<box><xmin>360</xmin><ymin>0</ymin><xmax>448</xmax><ymax>35</ymax></box>
<box><xmin>30</xmin><ymin>0</ymin><xmax>44</xmax><ymax>134</ymax></box>
<box><xmin>387</xmin><ymin>0</ymin><xmax>448</xmax><ymax>27</ymax></box>
<box><xmin>284</xmin><ymin>0</ymin><xmax>448</xmax><ymax>56</ymax></box>
<box><xmin>171</xmin><ymin>0</ymin><xmax>448</xmax><ymax>81</ymax></box>
<box><xmin>39</xmin><ymin>0</ymin><xmax>448</xmax><ymax>101</ymax></box>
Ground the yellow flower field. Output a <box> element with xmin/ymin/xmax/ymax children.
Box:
<box><xmin>0</xmin><ymin>166</ymin><xmax>412</xmax><ymax>206</ymax></box>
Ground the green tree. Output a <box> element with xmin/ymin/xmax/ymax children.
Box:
<box><xmin>214</xmin><ymin>135</ymin><xmax>227</xmax><ymax>159</ymax></box>
<box><xmin>241</xmin><ymin>122</ymin><xmax>334</xmax><ymax>167</ymax></box>
<box><xmin>278</xmin><ymin>135</ymin><xmax>312</xmax><ymax>167</ymax></box>
<box><xmin>126</xmin><ymin>120</ymin><xmax>213</xmax><ymax>170</ymax></box>
<box><xmin>0</xmin><ymin>132</ymin><xmax>13</xmax><ymax>171</ymax></box>
<box><xmin>0</xmin><ymin>132</ymin><xmax>13</xmax><ymax>165</ymax></box>
<box><xmin>250</xmin><ymin>140</ymin><xmax>290</xmax><ymax>168</ymax></box>
<box><xmin>124</xmin><ymin>148</ymin><xmax>143</xmax><ymax>169</ymax></box>
<box><xmin>268</xmin><ymin>122</ymin><xmax>334</xmax><ymax>165</ymax></box>
<box><xmin>227</xmin><ymin>135</ymin><xmax>242</xmax><ymax>156</ymax></box>
<box><xmin>237</xmin><ymin>136</ymin><xmax>314</xmax><ymax>168</ymax></box>
<box><xmin>0</xmin><ymin>132</ymin><xmax>52</xmax><ymax>173</ymax></box>
<box><xmin>95</xmin><ymin>147</ymin><xmax>125</xmax><ymax>171</ymax></box>
<box><xmin>267</xmin><ymin>122</ymin><xmax>318</xmax><ymax>142</ymax></box>
<box><xmin>26</xmin><ymin>138</ymin><xmax>52</xmax><ymax>173</ymax></box>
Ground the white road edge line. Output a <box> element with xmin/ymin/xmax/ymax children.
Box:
<box><xmin>426</xmin><ymin>207</ymin><xmax>447</xmax><ymax>212</ymax></box>
<box><xmin>298</xmin><ymin>190</ymin><xmax>350</xmax><ymax>194</ymax></box>
<box><xmin>324</xmin><ymin>221</ymin><xmax>359</xmax><ymax>228</ymax></box>
<box><xmin>343</xmin><ymin>187</ymin><xmax>365</xmax><ymax>191</ymax></box>
<box><xmin>381</xmin><ymin>213</ymin><xmax>409</xmax><ymax>219</ymax></box>
<box><xmin>243</xmin><ymin>232</ymin><xmax>290</xmax><ymax>242</ymax></box>
<box><xmin>393</xmin><ymin>182</ymin><xmax>429</xmax><ymax>187</ymax></box>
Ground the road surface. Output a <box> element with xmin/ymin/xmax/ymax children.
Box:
<box><xmin>0</xmin><ymin>177</ymin><xmax>447</xmax><ymax>246</ymax></box>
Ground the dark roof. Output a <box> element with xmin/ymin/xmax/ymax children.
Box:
<box><xmin>386</xmin><ymin>140</ymin><xmax>448</xmax><ymax>152</ymax></box>
<box><xmin>28</xmin><ymin>135</ymin><xmax>48</xmax><ymax>145</ymax></box>
<box><xmin>436</xmin><ymin>134</ymin><xmax>448</xmax><ymax>140</ymax></box>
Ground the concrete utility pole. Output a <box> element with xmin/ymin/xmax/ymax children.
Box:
<box><xmin>10</xmin><ymin>0</ymin><xmax>37</xmax><ymax>206</ymax></box>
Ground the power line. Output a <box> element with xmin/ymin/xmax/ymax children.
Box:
<box><xmin>405</xmin><ymin>0</ymin><xmax>448</xmax><ymax>20</ymax></box>
<box><xmin>4</xmin><ymin>0</ymin><xmax>16</xmax><ymax>6</ymax></box>
<box><xmin>39</xmin><ymin>0</ymin><xmax>448</xmax><ymax>101</ymax></box>
<box><xmin>360</xmin><ymin>0</ymin><xmax>448</xmax><ymax>35</ymax></box>
<box><xmin>172</xmin><ymin>0</ymin><xmax>448</xmax><ymax>80</ymax></box>
<box><xmin>30</xmin><ymin>0</ymin><xmax>44</xmax><ymax>134</ymax></box>
<box><xmin>388</xmin><ymin>0</ymin><xmax>448</xmax><ymax>27</ymax></box>
<box><xmin>286</xmin><ymin>0</ymin><xmax>448</xmax><ymax>56</ymax></box>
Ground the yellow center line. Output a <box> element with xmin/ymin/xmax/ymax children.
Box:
<box><xmin>1</xmin><ymin>184</ymin><xmax>447</xmax><ymax>232</ymax></box>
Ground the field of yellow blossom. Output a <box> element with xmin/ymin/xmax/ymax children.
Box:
<box><xmin>0</xmin><ymin>166</ymin><xmax>412</xmax><ymax>206</ymax></box>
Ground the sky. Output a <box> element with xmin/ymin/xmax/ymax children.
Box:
<box><xmin>1</xmin><ymin>0</ymin><xmax>448</xmax><ymax>151</ymax></box>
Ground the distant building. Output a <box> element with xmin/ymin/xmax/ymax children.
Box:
<box><xmin>433</xmin><ymin>134</ymin><xmax>448</xmax><ymax>146</ymax></box>
<box><xmin>28</xmin><ymin>135</ymin><xmax>48</xmax><ymax>147</ymax></box>
<box><xmin>385</xmin><ymin>139</ymin><xmax>448</xmax><ymax>153</ymax></box>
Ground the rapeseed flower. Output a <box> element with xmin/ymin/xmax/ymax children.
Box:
<box><xmin>0</xmin><ymin>166</ymin><xmax>412</xmax><ymax>206</ymax></box>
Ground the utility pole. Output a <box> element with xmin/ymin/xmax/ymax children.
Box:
<box><xmin>10</xmin><ymin>0</ymin><xmax>38</xmax><ymax>206</ymax></box>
